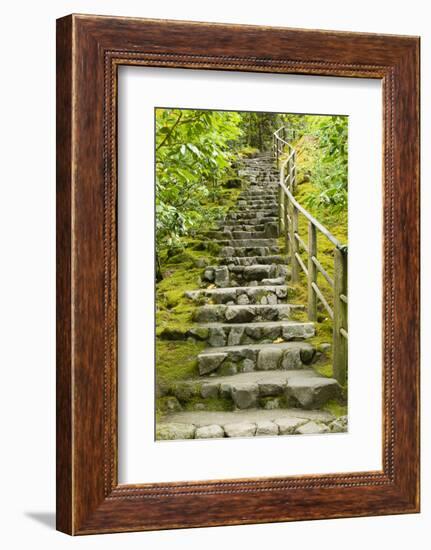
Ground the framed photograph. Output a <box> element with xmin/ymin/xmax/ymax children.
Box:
<box><xmin>56</xmin><ymin>14</ymin><xmax>420</xmax><ymax>535</ymax></box>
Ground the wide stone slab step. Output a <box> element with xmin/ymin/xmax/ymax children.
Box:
<box><xmin>234</xmin><ymin>201</ymin><xmax>277</xmax><ymax>207</ymax></box>
<box><xmin>185</xmin><ymin>284</ymin><xmax>289</xmax><ymax>305</ymax></box>
<box><xmin>239</xmin><ymin>187</ymin><xmax>277</xmax><ymax>193</ymax></box>
<box><xmin>197</xmin><ymin>341</ymin><xmax>316</xmax><ymax>376</ymax></box>
<box><xmin>236</xmin><ymin>199</ymin><xmax>278</xmax><ymax>207</ymax></box>
<box><xmin>192</xmin><ymin>303</ymin><xmax>305</xmax><ymax>323</ymax></box>
<box><xmin>156</xmin><ymin>408</ymin><xmax>344</xmax><ymax>440</ymax></box>
<box><xmin>232</xmin><ymin>209</ymin><xmax>278</xmax><ymax>217</ymax></box>
<box><xmin>225</xmin><ymin>213</ymin><xmax>278</xmax><ymax>222</ymax></box>
<box><xmin>243</xmin><ymin>184</ymin><xmax>278</xmax><ymax>190</ymax></box>
<box><xmin>158</xmin><ymin>318</ymin><xmax>313</xmax><ymax>344</ymax></box>
<box><xmin>219</xmin><ymin>255</ymin><xmax>288</xmax><ymax>266</ymax></box>
<box><xmin>219</xmin><ymin>245</ymin><xmax>281</xmax><ymax>258</ymax></box>
<box><xmin>241</xmin><ymin>186</ymin><xmax>278</xmax><ymax>193</ymax></box>
<box><xmin>238</xmin><ymin>197</ymin><xmax>277</xmax><ymax>204</ymax></box>
<box><xmin>202</xmin><ymin>264</ymin><xmax>288</xmax><ymax>287</ymax></box>
<box><xmin>206</xmin><ymin>229</ymin><xmax>269</xmax><ymax>240</ymax></box>
<box><xmin>213</xmin><ymin>238</ymin><xmax>279</xmax><ymax>247</ymax></box>
<box><xmin>216</xmin><ymin>223</ymin><xmax>266</xmax><ymax>232</ymax></box>
<box><xmin>190</xmin><ymin>320</ymin><xmax>315</xmax><ymax>347</ymax></box>
<box><xmin>226</xmin><ymin>212</ymin><xmax>278</xmax><ymax>221</ymax></box>
<box><xmin>221</xmin><ymin>220</ymin><xmax>278</xmax><ymax>232</ymax></box>
<box><xmin>239</xmin><ymin>168</ymin><xmax>277</xmax><ymax>173</ymax></box>
<box><xmin>249</xmin><ymin>176</ymin><xmax>278</xmax><ymax>180</ymax></box>
<box><xmin>166</xmin><ymin>369</ymin><xmax>341</xmax><ymax>411</ymax></box>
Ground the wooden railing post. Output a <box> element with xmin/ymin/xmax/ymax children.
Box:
<box><xmin>275</xmin><ymin>138</ymin><xmax>278</xmax><ymax>168</ymax></box>
<box><xmin>283</xmin><ymin>192</ymin><xmax>289</xmax><ymax>260</ymax></box>
<box><xmin>290</xmin><ymin>204</ymin><xmax>299</xmax><ymax>283</ymax></box>
<box><xmin>307</xmin><ymin>222</ymin><xmax>317</xmax><ymax>321</ymax></box>
<box><xmin>278</xmin><ymin>164</ymin><xmax>285</xmax><ymax>234</ymax></box>
<box><xmin>333</xmin><ymin>247</ymin><xmax>348</xmax><ymax>385</ymax></box>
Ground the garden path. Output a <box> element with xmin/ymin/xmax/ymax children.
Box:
<box><xmin>157</xmin><ymin>154</ymin><xmax>346</xmax><ymax>440</ymax></box>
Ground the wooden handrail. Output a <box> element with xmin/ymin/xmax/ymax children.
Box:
<box><xmin>279</xmin><ymin>180</ymin><xmax>344</xmax><ymax>250</ymax></box>
<box><xmin>273</xmin><ymin>126</ymin><xmax>348</xmax><ymax>385</ymax></box>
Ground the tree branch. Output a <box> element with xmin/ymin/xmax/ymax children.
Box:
<box><xmin>156</xmin><ymin>111</ymin><xmax>183</xmax><ymax>151</ymax></box>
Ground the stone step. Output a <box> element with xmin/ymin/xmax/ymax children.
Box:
<box><xmin>219</xmin><ymin>245</ymin><xmax>281</xmax><ymax>258</ymax></box>
<box><xmin>242</xmin><ymin>185</ymin><xmax>278</xmax><ymax>192</ymax></box>
<box><xmin>202</xmin><ymin>264</ymin><xmax>288</xmax><ymax>287</ymax></box>
<box><xmin>222</xmin><ymin>219</ymin><xmax>278</xmax><ymax>230</ymax></box>
<box><xmin>236</xmin><ymin>199</ymin><xmax>278</xmax><ymax>207</ymax></box>
<box><xmin>244</xmin><ymin>183</ymin><xmax>278</xmax><ymax>188</ymax></box>
<box><xmin>156</xmin><ymin>408</ymin><xmax>340</xmax><ymax>440</ymax></box>
<box><xmin>190</xmin><ymin>320</ymin><xmax>315</xmax><ymax>347</ymax></box>
<box><xmin>170</xmin><ymin>369</ymin><xmax>341</xmax><ymax>411</ymax></box>
<box><xmin>185</xmin><ymin>284</ymin><xmax>289</xmax><ymax>305</ymax></box>
<box><xmin>206</xmin><ymin>230</ymin><xmax>269</xmax><ymax>240</ymax></box>
<box><xmin>216</xmin><ymin>223</ymin><xmax>266</xmax><ymax>232</ymax></box>
<box><xmin>192</xmin><ymin>303</ymin><xmax>304</xmax><ymax>324</ymax></box>
<box><xmin>206</xmin><ymin>276</ymin><xmax>287</xmax><ymax>289</ymax></box>
<box><xmin>225</xmin><ymin>213</ymin><xmax>278</xmax><ymax>222</ymax></box>
<box><xmin>213</xmin><ymin>221</ymin><xmax>280</xmax><ymax>241</ymax></box>
<box><xmin>239</xmin><ymin>167</ymin><xmax>276</xmax><ymax>172</ymax></box>
<box><xmin>219</xmin><ymin>255</ymin><xmax>288</xmax><ymax>266</ymax></box>
<box><xmin>240</xmin><ymin>192</ymin><xmax>277</xmax><ymax>199</ymax></box>
<box><xmin>241</xmin><ymin>192</ymin><xmax>278</xmax><ymax>198</ymax></box>
<box><xmin>241</xmin><ymin>175</ymin><xmax>276</xmax><ymax>179</ymax></box>
<box><xmin>239</xmin><ymin>179</ymin><xmax>278</xmax><ymax>187</ymax></box>
<box><xmin>241</xmin><ymin>169</ymin><xmax>276</xmax><ymax>173</ymax></box>
<box><xmin>232</xmin><ymin>208</ymin><xmax>278</xmax><ymax>215</ymax></box>
<box><xmin>235</xmin><ymin>194</ymin><xmax>277</xmax><ymax>200</ymax></box>
<box><xmin>222</xmin><ymin>219</ymin><xmax>278</xmax><ymax>229</ymax></box>
<box><xmin>197</xmin><ymin>341</ymin><xmax>316</xmax><ymax>376</ymax></box>
<box><xmin>240</xmin><ymin>166</ymin><xmax>276</xmax><ymax>172</ymax></box>
<box><xmin>233</xmin><ymin>206</ymin><xmax>278</xmax><ymax>214</ymax></box>
<box><xmin>215</xmin><ymin>238</ymin><xmax>278</xmax><ymax>248</ymax></box>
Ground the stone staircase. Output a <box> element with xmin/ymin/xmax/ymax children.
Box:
<box><xmin>157</xmin><ymin>153</ymin><xmax>346</xmax><ymax>441</ymax></box>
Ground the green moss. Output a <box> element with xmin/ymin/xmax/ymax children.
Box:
<box><xmin>307</xmin><ymin>318</ymin><xmax>333</xmax><ymax>378</ymax></box>
<box><xmin>157</xmin><ymin>396</ymin><xmax>183</xmax><ymax>413</ymax></box>
<box><xmin>168</xmin><ymin>381</ymin><xmax>202</xmax><ymax>402</ymax></box>
<box><xmin>156</xmin><ymin>340</ymin><xmax>205</xmax><ymax>385</ymax></box>
<box><xmin>188</xmin><ymin>326</ymin><xmax>209</xmax><ymax>340</ymax></box>
<box><xmin>156</xmin><ymin>256</ymin><xmax>203</xmax><ymax>339</ymax></box>
<box><xmin>323</xmin><ymin>399</ymin><xmax>347</xmax><ymax>418</ymax></box>
<box><xmin>237</xmin><ymin>145</ymin><xmax>260</xmax><ymax>158</ymax></box>
<box><xmin>313</xmin><ymin>362</ymin><xmax>333</xmax><ymax>378</ymax></box>
<box><xmin>182</xmin><ymin>396</ymin><xmax>234</xmax><ymax>412</ymax></box>
<box><xmin>156</xmin><ymin>308</ymin><xmax>192</xmax><ymax>338</ymax></box>
<box><xmin>165</xmin><ymin>251</ymin><xmax>194</xmax><ymax>265</ymax></box>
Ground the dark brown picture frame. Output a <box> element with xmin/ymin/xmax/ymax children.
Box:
<box><xmin>56</xmin><ymin>14</ymin><xmax>420</xmax><ymax>535</ymax></box>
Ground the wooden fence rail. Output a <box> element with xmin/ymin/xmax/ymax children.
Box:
<box><xmin>272</xmin><ymin>127</ymin><xmax>348</xmax><ymax>385</ymax></box>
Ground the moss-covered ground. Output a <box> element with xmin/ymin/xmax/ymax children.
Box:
<box><xmin>155</xmin><ymin>176</ymin><xmax>244</xmax><ymax>414</ymax></box>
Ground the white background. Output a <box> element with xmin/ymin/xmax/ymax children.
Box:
<box><xmin>119</xmin><ymin>67</ymin><xmax>382</xmax><ymax>483</ymax></box>
<box><xmin>0</xmin><ymin>1</ymin><xmax>428</xmax><ymax>548</ymax></box>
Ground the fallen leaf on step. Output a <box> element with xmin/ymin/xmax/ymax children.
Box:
<box><xmin>273</xmin><ymin>337</ymin><xmax>284</xmax><ymax>344</ymax></box>
<box><xmin>207</xmin><ymin>284</ymin><xmax>216</xmax><ymax>289</ymax></box>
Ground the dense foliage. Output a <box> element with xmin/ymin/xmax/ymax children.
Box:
<box><xmin>284</xmin><ymin>114</ymin><xmax>348</xmax><ymax>212</ymax></box>
<box><xmin>155</xmin><ymin>109</ymin><xmax>241</xmax><ymax>272</ymax></box>
<box><xmin>239</xmin><ymin>111</ymin><xmax>282</xmax><ymax>151</ymax></box>
<box><xmin>155</xmin><ymin>108</ymin><xmax>348</xmax><ymax>277</ymax></box>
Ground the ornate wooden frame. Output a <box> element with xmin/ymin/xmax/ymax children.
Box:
<box><xmin>56</xmin><ymin>14</ymin><xmax>420</xmax><ymax>535</ymax></box>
